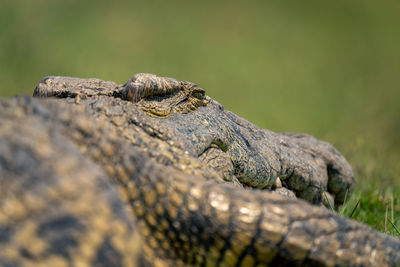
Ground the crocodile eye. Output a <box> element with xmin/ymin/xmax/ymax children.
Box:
<box><xmin>192</xmin><ymin>92</ymin><xmax>204</xmax><ymax>100</ymax></box>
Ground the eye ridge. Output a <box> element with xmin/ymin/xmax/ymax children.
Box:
<box><xmin>120</xmin><ymin>74</ymin><xmax>208</xmax><ymax>116</ymax></box>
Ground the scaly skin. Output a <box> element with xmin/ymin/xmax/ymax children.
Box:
<box><xmin>0</xmin><ymin>74</ymin><xmax>397</xmax><ymax>266</ymax></box>
<box><xmin>34</xmin><ymin>74</ymin><xmax>353</xmax><ymax>205</ymax></box>
<box><xmin>0</xmin><ymin>99</ymin><xmax>144</xmax><ymax>266</ymax></box>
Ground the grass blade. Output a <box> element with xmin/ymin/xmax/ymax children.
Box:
<box><xmin>340</xmin><ymin>189</ymin><xmax>349</xmax><ymax>215</ymax></box>
<box><xmin>391</xmin><ymin>195</ymin><xmax>394</xmax><ymax>227</ymax></box>
<box><xmin>349</xmin><ymin>199</ymin><xmax>360</xmax><ymax>218</ymax></box>
<box><xmin>388</xmin><ymin>218</ymin><xmax>400</xmax><ymax>236</ymax></box>
<box><xmin>323</xmin><ymin>192</ymin><xmax>335</xmax><ymax>211</ymax></box>
<box><xmin>343</xmin><ymin>188</ymin><xmax>349</xmax><ymax>205</ymax></box>
<box><xmin>385</xmin><ymin>201</ymin><xmax>389</xmax><ymax>232</ymax></box>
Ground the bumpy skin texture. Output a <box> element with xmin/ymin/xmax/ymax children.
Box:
<box><xmin>0</xmin><ymin>74</ymin><xmax>398</xmax><ymax>266</ymax></box>
<box><xmin>0</xmin><ymin>99</ymin><xmax>144</xmax><ymax>266</ymax></box>
<box><xmin>34</xmin><ymin>74</ymin><xmax>354</xmax><ymax>206</ymax></box>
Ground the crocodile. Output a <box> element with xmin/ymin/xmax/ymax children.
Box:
<box><xmin>0</xmin><ymin>74</ymin><xmax>398</xmax><ymax>266</ymax></box>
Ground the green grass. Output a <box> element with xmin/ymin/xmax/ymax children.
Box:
<box><xmin>1</xmin><ymin>0</ymin><xmax>399</xmax><ymax>236</ymax></box>
<box><xmin>337</xmin><ymin>139</ymin><xmax>400</xmax><ymax>237</ymax></box>
<box><xmin>323</xmin><ymin>138</ymin><xmax>399</xmax><ymax>237</ymax></box>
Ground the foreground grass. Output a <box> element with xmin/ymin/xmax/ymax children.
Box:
<box><xmin>336</xmin><ymin>140</ymin><xmax>400</xmax><ymax>237</ymax></box>
<box><xmin>340</xmin><ymin>189</ymin><xmax>400</xmax><ymax>237</ymax></box>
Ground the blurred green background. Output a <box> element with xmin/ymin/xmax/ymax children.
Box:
<box><xmin>1</xmin><ymin>0</ymin><xmax>399</xmax><ymax>231</ymax></box>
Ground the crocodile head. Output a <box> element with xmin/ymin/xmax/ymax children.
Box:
<box><xmin>33</xmin><ymin>74</ymin><xmax>355</xmax><ymax>207</ymax></box>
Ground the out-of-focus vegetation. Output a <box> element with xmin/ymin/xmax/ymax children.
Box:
<box><xmin>1</xmin><ymin>0</ymin><xmax>399</xmax><ymax>234</ymax></box>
